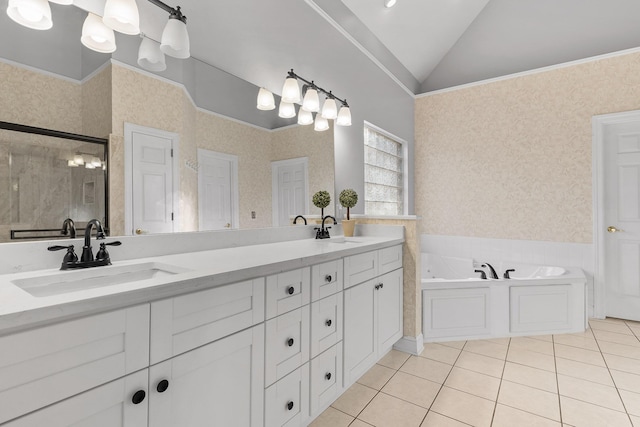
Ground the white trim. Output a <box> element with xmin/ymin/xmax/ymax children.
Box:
<box><xmin>0</xmin><ymin>57</ymin><xmax>82</xmax><ymax>84</ymax></box>
<box><xmin>124</xmin><ymin>123</ymin><xmax>181</xmax><ymax>235</ymax></box>
<box><xmin>271</xmin><ymin>157</ymin><xmax>310</xmax><ymax>226</ymax></box>
<box><xmin>419</xmin><ymin>46</ymin><xmax>640</xmax><ymax>98</ymax></box>
<box><xmin>80</xmin><ymin>61</ymin><xmax>112</xmax><ymax>85</ymax></box>
<box><xmin>393</xmin><ymin>334</ymin><xmax>424</xmax><ymax>356</ymax></box>
<box><xmin>591</xmin><ymin>109</ymin><xmax>640</xmax><ymax>319</ymax></box>
<box><xmin>197</xmin><ymin>149</ymin><xmax>240</xmax><ymax>230</ymax></box>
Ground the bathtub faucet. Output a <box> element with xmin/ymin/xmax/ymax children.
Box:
<box><xmin>482</xmin><ymin>263</ymin><xmax>499</xmax><ymax>279</ymax></box>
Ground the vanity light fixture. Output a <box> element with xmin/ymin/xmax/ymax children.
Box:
<box><xmin>278</xmin><ymin>101</ymin><xmax>296</xmax><ymax>119</ymax></box>
<box><xmin>257</xmin><ymin>88</ymin><xmax>276</xmax><ymax>111</ymax></box>
<box><xmin>321</xmin><ymin>96</ymin><xmax>338</xmax><ymax>120</ymax></box>
<box><xmin>48</xmin><ymin>0</ymin><xmax>73</xmax><ymax>5</ymax></box>
<box><xmin>6</xmin><ymin>0</ymin><xmax>52</xmax><ymax>30</ymax></box>
<box><xmin>384</xmin><ymin>0</ymin><xmax>397</xmax><ymax>8</ymax></box>
<box><xmin>336</xmin><ymin>105</ymin><xmax>352</xmax><ymax>126</ymax></box>
<box><xmin>85</xmin><ymin>163</ymin><xmax>96</xmax><ymax>169</ymax></box>
<box><xmin>103</xmin><ymin>0</ymin><xmax>140</xmax><ymax>35</ymax></box>
<box><xmin>81</xmin><ymin>13</ymin><xmax>117</xmax><ymax>53</ymax></box>
<box><xmin>302</xmin><ymin>86</ymin><xmax>320</xmax><ymax>112</ymax></box>
<box><xmin>314</xmin><ymin>114</ymin><xmax>329</xmax><ymax>132</ymax></box>
<box><xmin>73</xmin><ymin>154</ymin><xmax>85</xmax><ymax>166</ymax></box>
<box><xmin>91</xmin><ymin>156</ymin><xmax>102</xmax><ymax>167</ymax></box>
<box><xmin>67</xmin><ymin>160</ymin><xmax>79</xmax><ymax>167</ymax></box>
<box><xmin>156</xmin><ymin>3</ymin><xmax>190</xmax><ymax>59</ymax></box>
<box><xmin>297</xmin><ymin>109</ymin><xmax>314</xmax><ymax>125</ymax></box>
<box><xmin>137</xmin><ymin>36</ymin><xmax>167</xmax><ymax>72</ymax></box>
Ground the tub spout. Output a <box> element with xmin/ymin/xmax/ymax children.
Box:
<box><xmin>482</xmin><ymin>263</ymin><xmax>499</xmax><ymax>279</ymax></box>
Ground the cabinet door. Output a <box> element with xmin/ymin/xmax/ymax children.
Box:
<box><xmin>310</xmin><ymin>293</ymin><xmax>343</xmax><ymax>358</ymax></box>
<box><xmin>149</xmin><ymin>324</ymin><xmax>265</xmax><ymax>427</ymax></box>
<box><xmin>344</xmin><ymin>250</ymin><xmax>378</xmax><ymax>289</ymax></box>
<box><xmin>311</xmin><ymin>259</ymin><xmax>343</xmax><ymax>302</ymax></box>
<box><xmin>265</xmin><ymin>306</ymin><xmax>310</xmax><ymax>386</ymax></box>
<box><xmin>310</xmin><ymin>343</ymin><xmax>342</xmax><ymax>416</ymax></box>
<box><xmin>266</xmin><ymin>267</ymin><xmax>311</xmax><ymax>319</ymax></box>
<box><xmin>265</xmin><ymin>363</ymin><xmax>310</xmax><ymax>427</ymax></box>
<box><xmin>5</xmin><ymin>370</ymin><xmax>148</xmax><ymax>427</ymax></box>
<box><xmin>377</xmin><ymin>268</ymin><xmax>404</xmax><ymax>353</ymax></box>
<box><xmin>343</xmin><ymin>280</ymin><xmax>377</xmax><ymax>386</ymax></box>
<box><xmin>379</xmin><ymin>245</ymin><xmax>403</xmax><ymax>275</ymax></box>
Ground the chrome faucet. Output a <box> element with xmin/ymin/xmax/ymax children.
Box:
<box><xmin>315</xmin><ymin>215</ymin><xmax>337</xmax><ymax>239</ymax></box>
<box><xmin>482</xmin><ymin>263</ymin><xmax>499</xmax><ymax>279</ymax></box>
<box><xmin>293</xmin><ymin>215</ymin><xmax>307</xmax><ymax>225</ymax></box>
<box><xmin>61</xmin><ymin>218</ymin><xmax>76</xmax><ymax>238</ymax></box>
<box><xmin>81</xmin><ymin>219</ymin><xmax>106</xmax><ymax>262</ymax></box>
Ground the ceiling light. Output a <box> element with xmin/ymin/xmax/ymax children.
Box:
<box><xmin>302</xmin><ymin>87</ymin><xmax>320</xmax><ymax>112</ymax></box>
<box><xmin>81</xmin><ymin>13</ymin><xmax>116</xmax><ymax>53</ymax></box>
<box><xmin>314</xmin><ymin>115</ymin><xmax>329</xmax><ymax>132</ymax></box>
<box><xmin>384</xmin><ymin>0</ymin><xmax>397</xmax><ymax>8</ymax></box>
<box><xmin>73</xmin><ymin>154</ymin><xmax>85</xmax><ymax>165</ymax></box>
<box><xmin>281</xmin><ymin>72</ymin><xmax>301</xmax><ymax>103</ymax></box>
<box><xmin>138</xmin><ymin>37</ymin><xmax>167</xmax><ymax>72</ymax></box>
<box><xmin>256</xmin><ymin>87</ymin><xmax>276</xmax><ymax>111</ymax></box>
<box><xmin>336</xmin><ymin>106</ymin><xmax>352</xmax><ymax>126</ymax></box>
<box><xmin>103</xmin><ymin>0</ymin><xmax>140</xmax><ymax>35</ymax></box>
<box><xmin>278</xmin><ymin>101</ymin><xmax>296</xmax><ymax>119</ymax></box>
<box><xmin>321</xmin><ymin>97</ymin><xmax>338</xmax><ymax>120</ymax></box>
<box><xmin>6</xmin><ymin>0</ymin><xmax>52</xmax><ymax>30</ymax></box>
<box><xmin>160</xmin><ymin>7</ymin><xmax>190</xmax><ymax>59</ymax></box>
<box><xmin>297</xmin><ymin>109</ymin><xmax>313</xmax><ymax>126</ymax></box>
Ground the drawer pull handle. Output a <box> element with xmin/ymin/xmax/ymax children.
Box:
<box><xmin>156</xmin><ymin>379</ymin><xmax>169</xmax><ymax>393</ymax></box>
<box><xmin>325</xmin><ymin>319</ymin><xmax>332</xmax><ymax>327</ymax></box>
<box><xmin>380</xmin><ymin>283</ymin><xmax>384</xmax><ymax>289</ymax></box>
<box><xmin>287</xmin><ymin>286</ymin><xmax>295</xmax><ymax>295</ymax></box>
<box><xmin>132</xmin><ymin>390</ymin><xmax>146</xmax><ymax>405</ymax></box>
<box><xmin>287</xmin><ymin>338</ymin><xmax>295</xmax><ymax>347</ymax></box>
<box><xmin>375</xmin><ymin>283</ymin><xmax>384</xmax><ymax>290</ymax></box>
<box><xmin>325</xmin><ymin>372</ymin><xmax>332</xmax><ymax>380</ymax></box>
<box><xmin>325</xmin><ymin>274</ymin><xmax>332</xmax><ymax>283</ymax></box>
<box><xmin>287</xmin><ymin>401</ymin><xmax>294</xmax><ymax>411</ymax></box>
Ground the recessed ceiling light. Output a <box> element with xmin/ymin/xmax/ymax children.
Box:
<box><xmin>384</xmin><ymin>0</ymin><xmax>397</xmax><ymax>8</ymax></box>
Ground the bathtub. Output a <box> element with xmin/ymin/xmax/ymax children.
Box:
<box><xmin>421</xmin><ymin>254</ymin><xmax>587</xmax><ymax>342</ymax></box>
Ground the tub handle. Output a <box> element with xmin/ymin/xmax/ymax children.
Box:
<box><xmin>474</xmin><ymin>269</ymin><xmax>487</xmax><ymax>280</ymax></box>
<box><xmin>504</xmin><ymin>269</ymin><xmax>515</xmax><ymax>279</ymax></box>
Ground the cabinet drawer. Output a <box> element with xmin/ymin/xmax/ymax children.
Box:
<box><xmin>265</xmin><ymin>306</ymin><xmax>310</xmax><ymax>386</ymax></box>
<box><xmin>310</xmin><ymin>293</ymin><xmax>343</xmax><ymax>358</ymax></box>
<box><xmin>310</xmin><ymin>343</ymin><xmax>343</xmax><ymax>416</ymax></box>
<box><xmin>311</xmin><ymin>259</ymin><xmax>343</xmax><ymax>301</ymax></box>
<box><xmin>151</xmin><ymin>278</ymin><xmax>265</xmax><ymax>364</ymax></box>
<box><xmin>379</xmin><ymin>245</ymin><xmax>403</xmax><ymax>275</ymax></box>
<box><xmin>344</xmin><ymin>250</ymin><xmax>378</xmax><ymax>288</ymax></box>
<box><xmin>266</xmin><ymin>267</ymin><xmax>310</xmax><ymax>319</ymax></box>
<box><xmin>0</xmin><ymin>304</ymin><xmax>150</xmax><ymax>424</ymax></box>
<box><xmin>265</xmin><ymin>363</ymin><xmax>309</xmax><ymax>427</ymax></box>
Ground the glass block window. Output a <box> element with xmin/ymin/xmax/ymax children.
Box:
<box><xmin>364</xmin><ymin>125</ymin><xmax>404</xmax><ymax>216</ymax></box>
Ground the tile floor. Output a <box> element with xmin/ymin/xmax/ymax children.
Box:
<box><xmin>310</xmin><ymin>318</ymin><xmax>640</xmax><ymax>427</ymax></box>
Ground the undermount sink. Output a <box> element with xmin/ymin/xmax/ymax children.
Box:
<box><xmin>319</xmin><ymin>236</ymin><xmax>363</xmax><ymax>244</ymax></box>
<box><xmin>11</xmin><ymin>262</ymin><xmax>190</xmax><ymax>298</ymax></box>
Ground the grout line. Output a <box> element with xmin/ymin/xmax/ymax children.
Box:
<box><xmin>552</xmin><ymin>334</ymin><xmax>564</xmax><ymax>424</ymax></box>
<box><xmin>489</xmin><ymin>338</ymin><xmax>511</xmax><ymax>426</ymax></box>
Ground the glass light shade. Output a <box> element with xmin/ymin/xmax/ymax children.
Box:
<box><xmin>160</xmin><ymin>17</ymin><xmax>190</xmax><ymax>59</ymax></box>
<box><xmin>91</xmin><ymin>156</ymin><xmax>102</xmax><ymax>167</ymax></box>
<box><xmin>278</xmin><ymin>101</ymin><xmax>296</xmax><ymax>119</ymax></box>
<box><xmin>321</xmin><ymin>98</ymin><xmax>338</xmax><ymax>119</ymax></box>
<box><xmin>297</xmin><ymin>109</ymin><xmax>313</xmax><ymax>125</ymax></box>
<box><xmin>103</xmin><ymin>0</ymin><xmax>140</xmax><ymax>35</ymax></box>
<box><xmin>302</xmin><ymin>88</ymin><xmax>319</xmax><ymax>112</ymax></box>
<box><xmin>384</xmin><ymin>0</ymin><xmax>397</xmax><ymax>7</ymax></box>
<box><xmin>314</xmin><ymin>115</ymin><xmax>329</xmax><ymax>132</ymax></box>
<box><xmin>281</xmin><ymin>77</ymin><xmax>300</xmax><ymax>103</ymax></box>
<box><xmin>67</xmin><ymin>160</ymin><xmax>79</xmax><ymax>167</ymax></box>
<box><xmin>73</xmin><ymin>154</ymin><xmax>85</xmax><ymax>165</ymax></box>
<box><xmin>81</xmin><ymin>13</ymin><xmax>116</xmax><ymax>53</ymax></box>
<box><xmin>7</xmin><ymin>0</ymin><xmax>52</xmax><ymax>30</ymax></box>
<box><xmin>85</xmin><ymin>163</ymin><xmax>96</xmax><ymax>169</ymax></box>
<box><xmin>48</xmin><ymin>0</ymin><xmax>73</xmax><ymax>4</ymax></box>
<box><xmin>137</xmin><ymin>37</ymin><xmax>166</xmax><ymax>72</ymax></box>
<box><xmin>336</xmin><ymin>106</ymin><xmax>352</xmax><ymax>126</ymax></box>
<box><xmin>256</xmin><ymin>87</ymin><xmax>275</xmax><ymax>110</ymax></box>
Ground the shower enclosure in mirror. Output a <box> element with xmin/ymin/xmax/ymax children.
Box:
<box><xmin>0</xmin><ymin>122</ymin><xmax>108</xmax><ymax>242</ymax></box>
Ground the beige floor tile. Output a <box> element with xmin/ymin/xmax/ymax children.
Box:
<box><xmin>557</xmin><ymin>374</ymin><xmax>625</xmax><ymax>412</ymax></box>
<box><xmin>553</xmin><ymin>334</ymin><xmax>599</xmax><ymax>351</ymax></box>
<box><xmin>439</xmin><ymin>340</ymin><xmax>466</xmax><ymax>350</ymax></box>
<box><xmin>430</xmin><ymin>387</ymin><xmax>494</xmax><ymax>427</ymax></box>
<box><xmin>463</xmin><ymin>340</ymin><xmax>508</xmax><ymax>360</ymax></box>
<box><xmin>420</xmin><ymin>343</ymin><xmax>461</xmax><ymax>365</ymax></box>
<box><xmin>492</xmin><ymin>404</ymin><xmax>561</xmax><ymax>427</ymax></box>
<box><xmin>357</xmin><ymin>364</ymin><xmax>396</xmax><ymax>390</ymax></box>
<box><xmin>555</xmin><ymin>357</ymin><xmax>614</xmax><ymax>386</ymax></box>
<box><xmin>487</xmin><ymin>337</ymin><xmax>512</xmax><ymax>345</ymax></box>
<box><xmin>309</xmin><ymin>407</ymin><xmax>354</xmax><ymax>427</ymax></box>
<box><xmin>454</xmin><ymin>351</ymin><xmax>505</xmax><ymax>378</ymax></box>
<box><xmin>497</xmin><ymin>380</ymin><xmax>560</xmax><ymax>421</ymax></box>
<box><xmin>378</xmin><ymin>349</ymin><xmax>411</xmax><ymax>370</ymax></box>
<box><xmin>631</xmin><ymin>415</ymin><xmax>640</xmax><ymax>427</ymax></box>
<box><xmin>599</xmin><ymin>341</ymin><xmax>640</xmax><ymax>359</ymax></box>
<box><xmin>382</xmin><ymin>371</ymin><xmax>441</xmax><ymax>409</ymax></box>
<box><xmin>510</xmin><ymin>336</ymin><xmax>555</xmax><ymax>355</ymax></box>
<box><xmin>620</xmin><ymin>389</ymin><xmax>640</xmax><ymax>417</ymax></box>
<box><xmin>589</xmin><ymin>320</ymin><xmax>634</xmax><ymax>335</ymax></box>
<box><xmin>421</xmin><ymin>411</ymin><xmax>470</xmax><ymax>427</ymax></box>
<box><xmin>349</xmin><ymin>420</ymin><xmax>373</xmax><ymax>427</ymax></box>
<box><xmin>443</xmin><ymin>366</ymin><xmax>500</xmax><ymax>401</ymax></box>
<box><xmin>554</xmin><ymin>344</ymin><xmax>606</xmax><ymax>367</ymax></box>
<box><xmin>358</xmin><ymin>392</ymin><xmax>428</xmax><ymax>427</ymax></box>
<box><xmin>502</xmin><ymin>361</ymin><xmax>558</xmax><ymax>393</ymax></box>
<box><xmin>529</xmin><ymin>334</ymin><xmax>554</xmax><ymax>342</ymax></box>
<box><xmin>506</xmin><ymin>347</ymin><xmax>556</xmax><ymax>372</ymax></box>
<box><xmin>600</xmin><ymin>317</ymin><xmax>629</xmax><ymax>324</ymax></box>
<box><xmin>400</xmin><ymin>355</ymin><xmax>453</xmax><ymax>384</ymax></box>
<box><xmin>331</xmin><ymin>383</ymin><xmax>377</xmax><ymax>417</ymax></box>
<box><xmin>593</xmin><ymin>329</ymin><xmax>640</xmax><ymax>347</ymax></box>
<box><xmin>560</xmin><ymin>396</ymin><xmax>632</xmax><ymax>427</ymax></box>
<box><xmin>610</xmin><ymin>369</ymin><xmax>640</xmax><ymax>393</ymax></box>
<box><xmin>603</xmin><ymin>353</ymin><xmax>640</xmax><ymax>375</ymax></box>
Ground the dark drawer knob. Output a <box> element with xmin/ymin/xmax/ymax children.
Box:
<box><xmin>287</xmin><ymin>338</ymin><xmax>294</xmax><ymax>347</ymax></box>
<box><xmin>132</xmin><ymin>390</ymin><xmax>146</xmax><ymax>405</ymax></box>
<box><xmin>325</xmin><ymin>274</ymin><xmax>332</xmax><ymax>283</ymax></box>
<box><xmin>287</xmin><ymin>401</ymin><xmax>294</xmax><ymax>411</ymax></box>
<box><xmin>325</xmin><ymin>372</ymin><xmax>332</xmax><ymax>380</ymax></box>
<box><xmin>287</xmin><ymin>286</ymin><xmax>295</xmax><ymax>295</ymax></box>
<box><xmin>156</xmin><ymin>379</ymin><xmax>169</xmax><ymax>393</ymax></box>
<box><xmin>325</xmin><ymin>319</ymin><xmax>332</xmax><ymax>327</ymax></box>
<box><xmin>380</xmin><ymin>283</ymin><xmax>384</xmax><ymax>289</ymax></box>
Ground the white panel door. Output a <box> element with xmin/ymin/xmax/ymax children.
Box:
<box><xmin>198</xmin><ymin>149</ymin><xmax>237</xmax><ymax>230</ymax></box>
<box><xmin>132</xmin><ymin>131</ymin><xmax>173</xmax><ymax>235</ymax></box>
<box><xmin>604</xmin><ymin>122</ymin><xmax>640</xmax><ymax>321</ymax></box>
<box><xmin>272</xmin><ymin>158</ymin><xmax>308</xmax><ymax>227</ymax></box>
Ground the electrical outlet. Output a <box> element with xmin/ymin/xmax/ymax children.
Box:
<box><xmin>251</xmin><ymin>211</ymin><xmax>256</xmax><ymax>219</ymax></box>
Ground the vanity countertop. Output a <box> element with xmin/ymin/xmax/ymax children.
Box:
<box><xmin>0</xmin><ymin>235</ymin><xmax>403</xmax><ymax>335</ymax></box>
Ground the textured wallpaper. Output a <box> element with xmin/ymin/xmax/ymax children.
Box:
<box><xmin>82</xmin><ymin>66</ymin><xmax>112</xmax><ymax>139</ymax></box>
<box><xmin>415</xmin><ymin>51</ymin><xmax>640</xmax><ymax>243</ymax></box>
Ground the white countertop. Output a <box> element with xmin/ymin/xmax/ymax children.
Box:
<box><xmin>0</xmin><ymin>234</ymin><xmax>403</xmax><ymax>335</ymax></box>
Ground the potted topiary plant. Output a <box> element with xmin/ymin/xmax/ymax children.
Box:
<box><xmin>339</xmin><ymin>188</ymin><xmax>358</xmax><ymax>237</ymax></box>
<box><xmin>312</xmin><ymin>190</ymin><xmax>331</xmax><ymax>223</ymax></box>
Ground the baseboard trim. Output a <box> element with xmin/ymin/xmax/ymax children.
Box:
<box><xmin>393</xmin><ymin>334</ymin><xmax>424</xmax><ymax>355</ymax></box>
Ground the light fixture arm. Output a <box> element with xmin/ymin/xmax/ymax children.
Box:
<box><xmin>147</xmin><ymin>0</ymin><xmax>187</xmax><ymax>23</ymax></box>
<box><xmin>287</xmin><ymin>69</ymin><xmax>349</xmax><ymax>107</ymax></box>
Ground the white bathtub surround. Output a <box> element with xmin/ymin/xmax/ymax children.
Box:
<box><xmin>421</xmin><ymin>234</ymin><xmax>594</xmax><ymax>316</ymax></box>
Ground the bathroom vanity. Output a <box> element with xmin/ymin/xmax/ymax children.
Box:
<box><xmin>0</xmin><ymin>226</ymin><xmax>404</xmax><ymax>426</ymax></box>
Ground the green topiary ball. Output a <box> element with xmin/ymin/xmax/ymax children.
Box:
<box><xmin>312</xmin><ymin>190</ymin><xmax>331</xmax><ymax>209</ymax></box>
<box><xmin>339</xmin><ymin>188</ymin><xmax>358</xmax><ymax>208</ymax></box>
